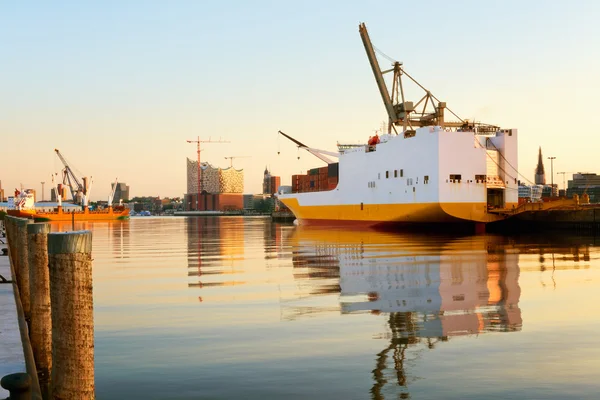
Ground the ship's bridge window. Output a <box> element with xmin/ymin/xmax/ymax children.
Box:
<box><xmin>424</xmin><ymin>175</ymin><xmax>429</xmax><ymax>184</ymax></box>
<box><xmin>386</xmin><ymin>171</ymin><xmax>389</xmax><ymax>179</ymax></box>
<box><xmin>400</xmin><ymin>169</ymin><xmax>404</xmax><ymax>177</ymax></box>
<box><xmin>394</xmin><ymin>170</ymin><xmax>398</xmax><ymax>178</ymax></box>
<box><xmin>475</xmin><ymin>174</ymin><xmax>486</xmax><ymax>183</ymax></box>
<box><xmin>449</xmin><ymin>174</ymin><xmax>462</xmax><ymax>183</ymax></box>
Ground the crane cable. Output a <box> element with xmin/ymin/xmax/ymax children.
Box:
<box><xmin>371</xmin><ymin>45</ymin><xmax>535</xmax><ymax>188</ymax></box>
<box><xmin>372</xmin><ymin>45</ymin><xmax>464</xmax><ymax>124</ymax></box>
<box><xmin>475</xmin><ymin>139</ymin><xmax>516</xmax><ymax>182</ymax></box>
<box><xmin>484</xmin><ymin>139</ymin><xmax>536</xmax><ymax>186</ymax></box>
<box><xmin>471</xmin><ymin>138</ymin><xmax>525</xmax><ymax>192</ymax></box>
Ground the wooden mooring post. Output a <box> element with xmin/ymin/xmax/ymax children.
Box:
<box><xmin>2</xmin><ymin>216</ymin><xmax>43</xmax><ymax>399</ymax></box>
<box><xmin>27</xmin><ymin>223</ymin><xmax>52</xmax><ymax>399</ymax></box>
<box><xmin>14</xmin><ymin>218</ymin><xmax>33</xmax><ymax>320</ymax></box>
<box><xmin>48</xmin><ymin>230</ymin><xmax>95</xmax><ymax>400</ymax></box>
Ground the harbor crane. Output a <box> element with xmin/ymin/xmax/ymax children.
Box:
<box><xmin>54</xmin><ymin>148</ymin><xmax>90</xmax><ymax>205</ymax></box>
<box><xmin>358</xmin><ymin>23</ymin><xmax>493</xmax><ymax>134</ymax></box>
<box><xmin>224</xmin><ymin>156</ymin><xmax>251</xmax><ymax>168</ymax></box>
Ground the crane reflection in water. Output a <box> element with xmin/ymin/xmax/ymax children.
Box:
<box><xmin>182</xmin><ymin>218</ymin><xmax>594</xmax><ymax>398</ymax></box>
<box><xmin>288</xmin><ymin>227</ymin><xmax>522</xmax><ymax>399</ymax></box>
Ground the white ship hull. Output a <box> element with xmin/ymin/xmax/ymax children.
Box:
<box><xmin>279</xmin><ymin>126</ymin><xmax>518</xmax><ymax>226</ymax></box>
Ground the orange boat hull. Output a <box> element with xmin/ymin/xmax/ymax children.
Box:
<box><xmin>7</xmin><ymin>209</ymin><xmax>37</xmax><ymax>218</ymax></box>
<box><xmin>33</xmin><ymin>207</ymin><xmax>130</xmax><ymax>222</ymax></box>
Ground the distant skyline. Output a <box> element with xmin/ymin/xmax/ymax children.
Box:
<box><xmin>2</xmin><ymin>1</ymin><xmax>599</xmax><ymax>200</ymax></box>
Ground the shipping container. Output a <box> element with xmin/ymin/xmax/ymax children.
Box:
<box><xmin>328</xmin><ymin>163</ymin><xmax>339</xmax><ymax>178</ymax></box>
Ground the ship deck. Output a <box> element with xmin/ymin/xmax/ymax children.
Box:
<box><xmin>488</xmin><ymin>198</ymin><xmax>584</xmax><ymax>216</ymax></box>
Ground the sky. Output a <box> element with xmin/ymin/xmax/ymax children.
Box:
<box><xmin>2</xmin><ymin>0</ymin><xmax>599</xmax><ymax>200</ymax></box>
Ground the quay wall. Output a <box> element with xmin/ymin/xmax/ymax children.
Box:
<box><xmin>492</xmin><ymin>208</ymin><xmax>600</xmax><ymax>233</ymax></box>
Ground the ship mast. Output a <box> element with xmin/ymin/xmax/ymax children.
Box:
<box><xmin>359</xmin><ymin>23</ymin><xmax>477</xmax><ymax>134</ymax></box>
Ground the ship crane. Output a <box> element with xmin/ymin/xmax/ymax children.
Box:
<box><xmin>108</xmin><ymin>177</ymin><xmax>119</xmax><ymax>205</ymax></box>
<box><xmin>358</xmin><ymin>23</ymin><xmax>493</xmax><ymax>134</ymax></box>
<box><xmin>54</xmin><ymin>148</ymin><xmax>89</xmax><ymax>205</ymax></box>
<box><xmin>277</xmin><ymin>131</ymin><xmax>338</xmax><ymax>164</ymax></box>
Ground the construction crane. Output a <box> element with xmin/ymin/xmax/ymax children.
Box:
<box><xmin>186</xmin><ymin>137</ymin><xmax>229</xmax><ymax>210</ymax></box>
<box><xmin>224</xmin><ymin>156</ymin><xmax>251</xmax><ymax>168</ymax></box>
<box><xmin>54</xmin><ymin>149</ymin><xmax>89</xmax><ymax>204</ymax></box>
<box><xmin>557</xmin><ymin>172</ymin><xmax>574</xmax><ymax>192</ymax></box>
<box><xmin>358</xmin><ymin>23</ymin><xmax>491</xmax><ymax>134</ymax></box>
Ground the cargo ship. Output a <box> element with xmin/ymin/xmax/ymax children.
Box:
<box><xmin>277</xmin><ymin>23</ymin><xmax>518</xmax><ymax>228</ymax></box>
<box><xmin>7</xmin><ymin>190</ymin><xmax>130</xmax><ymax>222</ymax></box>
<box><xmin>7</xmin><ymin>149</ymin><xmax>130</xmax><ymax>222</ymax></box>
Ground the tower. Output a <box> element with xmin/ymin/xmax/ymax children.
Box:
<box><xmin>263</xmin><ymin>166</ymin><xmax>271</xmax><ymax>194</ymax></box>
<box><xmin>535</xmin><ymin>147</ymin><xmax>546</xmax><ymax>185</ymax></box>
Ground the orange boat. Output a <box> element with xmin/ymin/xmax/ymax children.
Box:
<box><xmin>8</xmin><ymin>180</ymin><xmax>129</xmax><ymax>222</ymax></box>
<box><xmin>9</xmin><ymin>150</ymin><xmax>131</xmax><ymax>222</ymax></box>
<box><xmin>33</xmin><ymin>205</ymin><xmax>130</xmax><ymax>222</ymax></box>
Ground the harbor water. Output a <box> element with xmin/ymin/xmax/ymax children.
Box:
<box><xmin>55</xmin><ymin>217</ymin><xmax>600</xmax><ymax>399</ymax></box>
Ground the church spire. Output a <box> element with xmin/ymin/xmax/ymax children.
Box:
<box><xmin>535</xmin><ymin>147</ymin><xmax>546</xmax><ymax>185</ymax></box>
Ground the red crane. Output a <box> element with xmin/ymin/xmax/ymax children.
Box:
<box><xmin>186</xmin><ymin>137</ymin><xmax>229</xmax><ymax>210</ymax></box>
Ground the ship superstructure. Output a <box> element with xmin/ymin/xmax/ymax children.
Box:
<box><xmin>278</xmin><ymin>23</ymin><xmax>518</xmax><ymax>227</ymax></box>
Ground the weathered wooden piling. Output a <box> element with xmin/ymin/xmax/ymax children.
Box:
<box><xmin>3</xmin><ymin>217</ymin><xmax>43</xmax><ymax>400</ymax></box>
<box><xmin>5</xmin><ymin>217</ymin><xmax>17</xmax><ymax>277</ymax></box>
<box><xmin>27</xmin><ymin>223</ymin><xmax>52</xmax><ymax>397</ymax></box>
<box><xmin>48</xmin><ymin>230</ymin><xmax>95</xmax><ymax>400</ymax></box>
<box><xmin>15</xmin><ymin>218</ymin><xmax>33</xmax><ymax>319</ymax></box>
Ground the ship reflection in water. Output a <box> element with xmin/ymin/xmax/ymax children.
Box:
<box><xmin>288</xmin><ymin>227</ymin><xmax>522</xmax><ymax>398</ymax></box>
<box><xmin>86</xmin><ymin>218</ymin><xmax>600</xmax><ymax>399</ymax></box>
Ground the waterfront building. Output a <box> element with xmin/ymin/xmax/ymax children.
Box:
<box><xmin>243</xmin><ymin>194</ymin><xmax>268</xmax><ymax>210</ymax></box>
<box><xmin>185</xmin><ymin>158</ymin><xmax>244</xmax><ymax>211</ymax></box>
<box><xmin>566</xmin><ymin>173</ymin><xmax>600</xmax><ymax>203</ymax></box>
<box><xmin>541</xmin><ymin>184</ymin><xmax>558</xmax><ymax>198</ymax></box>
<box><xmin>186</xmin><ymin>158</ymin><xmax>244</xmax><ymax>194</ymax></box>
<box><xmin>262</xmin><ymin>167</ymin><xmax>280</xmax><ymax>195</ymax></box>
<box><xmin>518</xmin><ymin>184</ymin><xmax>543</xmax><ymax>202</ymax></box>
<box><xmin>111</xmin><ymin>182</ymin><xmax>130</xmax><ymax>204</ymax></box>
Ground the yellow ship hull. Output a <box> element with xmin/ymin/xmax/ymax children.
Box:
<box><xmin>280</xmin><ymin>198</ymin><xmax>517</xmax><ymax>227</ymax></box>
